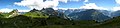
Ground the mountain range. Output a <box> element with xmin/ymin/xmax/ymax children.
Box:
<box><xmin>4</xmin><ymin>8</ymin><xmax>120</xmax><ymax>22</ymax></box>
<box><xmin>1</xmin><ymin>8</ymin><xmax>120</xmax><ymax>28</ymax></box>
<box><xmin>57</xmin><ymin>9</ymin><xmax>120</xmax><ymax>21</ymax></box>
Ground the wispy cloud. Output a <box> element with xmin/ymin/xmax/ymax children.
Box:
<box><xmin>112</xmin><ymin>7</ymin><xmax>120</xmax><ymax>11</ymax></box>
<box><xmin>115</xmin><ymin>0</ymin><xmax>120</xmax><ymax>4</ymax></box>
<box><xmin>111</xmin><ymin>0</ymin><xmax>120</xmax><ymax>11</ymax></box>
<box><xmin>0</xmin><ymin>8</ymin><xmax>13</xmax><ymax>12</ymax></box>
<box><xmin>84</xmin><ymin>0</ymin><xmax>89</xmax><ymax>2</ymax></box>
<box><xmin>57</xmin><ymin>8</ymin><xmax>80</xmax><ymax>10</ymax></box>
<box><xmin>18</xmin><ymin>10</ymin><xmax>30</xmax><ymax>12</ymax></box>
<box><xmin>0</xmin><ymin>8</ymin><xmax>30</xmax><ymax>12</ymax></box>
<box><xmin>80</xmin><ymin>3</ymin><xmax>108</xmax><ymax>10</ymax></box>
<box><xmin>69</xmin><ymin>0</ymin><xmax>80</xmax><ymax>2</ymax></box>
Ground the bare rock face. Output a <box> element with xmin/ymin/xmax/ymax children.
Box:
<box><xmin>8</xmin><ymin>9</ymin><xmax>19</xmax><ymax>18</ymax></box>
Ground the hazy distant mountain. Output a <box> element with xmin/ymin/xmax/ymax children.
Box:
<box><xmin>99</xmin><ymin>10</ymin><xmax>112</xmax><ymax>17</ymax></box>
<box><xmin>57</xmin><ymin>9</ymin><xmax>86</xmax><ymax>15</ymax></box>
<box><xmin>111</xmin><ymin>11</ymin><xmax>120</xmax><ymax>17</ymax></box>
<box><xmin>57</xmin><ymin>9</ymin><xmax>112</xmax><ymax>22</ymax></box>
<box><xmin>19</xmin><ymin>12</ymin><xmax>26</xmax><ymax>15</ymax></box>
<box><xmin>68</xmin><ymin>9</ymin><xmax>110</xmax><ymax>22</ymax></box>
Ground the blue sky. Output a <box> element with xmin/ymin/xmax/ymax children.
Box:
<box><xmin>0</xmin><ymin>0</ymin><xmax>28</xmax><ymax>9</ymax></box>
<box><xmin>0</xmin><ymin>0</ymin><xmax>120</xmax><ymax>12</ymax></box>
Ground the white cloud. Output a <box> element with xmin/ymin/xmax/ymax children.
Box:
<box><xmin>18</xmin><ymin>10</ymin><xmax>30</xmax><ymax>12</ymax></box>
<box><xmin>115</xmin><ymin>0</ymin><xmax>120</xmax><ymax>4</ymax></box>
<box><xmin>58</xmin><ymin>8</ymin><xmax>68</xmax><ymax>10</ymax></box>
<box><xmin>84</xmin><ymin>0</ymin><xmax>88</xmax><ymax>2</ymax></box>
<box><xmin>80</xmin><ymin>3</ymin><xmax>108</xmax><ymax>10</ymax></box>
<box><xmin>56</xmin><ymin>8</ymin><xmax>81</xmax><ymax>10</ymax></box>
<box><xmin>0</xmin><ymin>8</ymin><xmax>13</xmax><ymax>12</ymax></box>
<box><xmin>69</xmin><ymin>0</ymin><xmax>80</xmax><ymax>2</ymax></box>
<box><xmin>111</xmin><ymin>0</ymin><xmax>120</xmax><ymax>11</ymax></box>
<box><xmin>112</xmin><ymin>7</ymin><xmax>120</xmax><ymax>11</ymax></box>
<box><xmin>53</xmin><ymin>7</ymin><xmax>58</xmax><ymax>10</ymax></box>
<box><xmin>0</xmin><ymin>8</ymin><xmax>30</xmax><ymax>12</ymax></box>
<box><xmin>14</xmin><ymin>0</ymin><xmax>81</xmax><ymax>10</ymax></box>
<box><xmin>58</xmin><ymin>0</ymin><xmax>68</xmax><ymax>3</ymax></box>
<box><xmin>14</xmin><ymin>0</ymin><xmax>58</xmax><ymax>10</ymax></box>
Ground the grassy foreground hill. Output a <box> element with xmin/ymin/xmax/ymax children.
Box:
<box><xmin>94</xmin><ymin>16</ymin><xmax>120</xmax><ymax>28</ymax></box>
<box><xmin>34</xmin><ymin>16</ymin><xmax>120</xmax><ymax>28</ymax></box>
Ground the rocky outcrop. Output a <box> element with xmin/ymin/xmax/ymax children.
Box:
<box><xmin>8</xmin><ymin>9</ymin><xmax>19</xmax><ymax>18</ymax></box>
